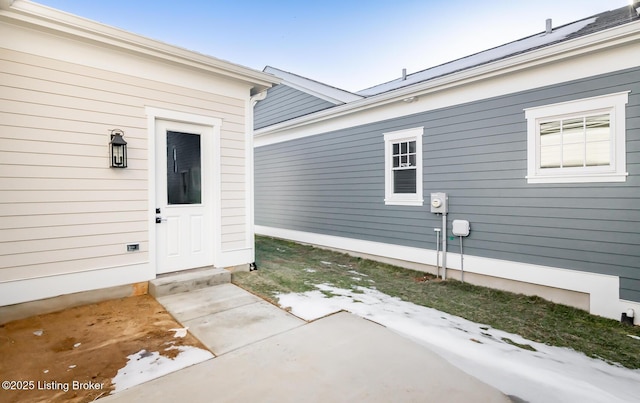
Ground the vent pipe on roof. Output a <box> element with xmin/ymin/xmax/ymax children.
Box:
<box><xmin>545</xmin><ymin>19</ymin><xmax>552</xmax><ymax>34</ymax></box>
<box><xmin>402</xmin><ymin>68</ymin><xmax>407</xmax><ymax>81</ymax></box>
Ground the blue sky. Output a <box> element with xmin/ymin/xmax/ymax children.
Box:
<box><xmin>36</xmin><ymin>0</ymin><xmax>629</xmax><ymax>92</ymax></box>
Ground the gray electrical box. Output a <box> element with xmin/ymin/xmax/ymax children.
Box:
<box><xmin>430</xmin><ymin>193</ymin><xmax>447</xmax><ymax>213</ymax></box>
<box><xmin>452</xmin><ymin>220</ymin><xmax>470</xmax><ymax>236</ymax></box>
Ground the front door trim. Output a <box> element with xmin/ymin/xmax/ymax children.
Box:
<box><xmin>146</xmin><ymin>107</ymin><xmax>222</xmax><ymax>275</ymax></box>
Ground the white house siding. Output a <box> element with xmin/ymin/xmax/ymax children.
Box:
<box><xmin>0</xmin><ymin>48</ymin><xmax>148</xmax><ymax>285</ymax></box>
<box><xmin>0</xmin><ymin>5</ymin><xmax>271</xmax><ymax>305</ymax></box>
<box><xmin>220</xmin><ymin>133</ymin><xmax>249</xmax><ymax>252</ymax></box>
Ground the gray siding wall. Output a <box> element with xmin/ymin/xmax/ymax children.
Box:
<box><xmin>255</xmin><ymin>67</ymin><xmax>640</xmax><ymax>302</ymax></box>
<box><xmin>254</xmin><ymin>84</ymin><xmax>335</xmax><ymax>129</ymax></box>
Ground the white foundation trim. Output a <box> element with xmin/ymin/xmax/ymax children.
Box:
<box><xmin>217</xmin><ymin>247</ymin><xmax>253</xmax><ymax>269</ymax></box>
<box><xmin>255</xmin><ymin>225</ymin><xmax>640</xmax><ymax>322</ymax></box>
<box><xmin>0</xmin><ymin>263</ymin><xmax>153</xmax><ymax>306</ymax></box>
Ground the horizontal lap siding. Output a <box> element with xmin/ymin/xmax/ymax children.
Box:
<box><xmin>256</xmin><ymin>125</ymin><xmax>435</xmax><ymax>247</ymax></box>
<box><xmin>254</xmin><ymin>85</ymin><xmax>335</xmax><ymax>129</ymax></box>
<box><xmin>0</xmin><ymin>48</ymin><xmax>246</xmax><ymax>280</ymax></box>
<box><xmin>255</xmin><ymin>66</ymin><xmax>640</xmax><ymax>302</ymax></box>
<box><xmin>220</xmin><ymin>132</ymin><xmax>248</xmax><ymax>251</ymax></box>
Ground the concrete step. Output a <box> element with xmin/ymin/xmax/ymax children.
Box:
<box><xmin>149</xmin><ymin>267</ymin><xmax>231</xmax><ymax>298</ymax></box>
<box><xmin>156</xmin><ymin>283</ymin><xmax>305</xmax><ymax>355</ymax></box>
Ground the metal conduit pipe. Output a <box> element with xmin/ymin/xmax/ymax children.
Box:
<box><xmin>434</xmin><ymin>228</ymin><xmax>441</xmax><ymax>279</ymax></box>
<box><xmin>442</xmin><ymin>212</ymin><xmax>447</xmax><ymax>280</ymax></box>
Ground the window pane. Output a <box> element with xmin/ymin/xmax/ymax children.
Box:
<box><xmin>401</xmin><ymin>155</ymin><xmax>407</xmax><ymax>166</ymax></box>
<box><xmin>401</xmin><ymin>142</ymin><xmax>407</xmax><ymax>154</ymax></box>
<box><xmin>393</xmin><ymin>143</ymin><xmax>399</xmax><ymax>155</ymax></box>
<box><xmin>393</xmin><ymin>156</ymin><xmax>400</xmax><ymax>168</ymax></box>
<box><xmin>540</xmin><ymin>121</ymin><xmax>560</xmax><ymax>136</ymax></box>
<box><xmin>540</xmin><ymin>121</ymin><xmax>561</xmax><ymax>168</ymax></box>
<box><xmin>409</xmin><ymin>141</ymin><xmax>416</xmax><ymax>153</ymax></box>
<box><xmin>585</xmin><ymin>114</ymin><xmax>610</xmax><ymax>166</ymax></box>
<box><xmin>409</xmin><ymin>154</ymin><xmax>416</xmax><ymax>167</ymax></box>
<box><xmin>394</xmin><ymin>169</ymin><xmax>416</xmax><ymax>193</ymax></box>
<box><xmin>562</xmin><ymin>118</ymin><xmax>585</xmax><ymax>167</ymax></box>
<box><xmin>167</xmin><ymin>131</ymin><xmax>201</xmax><ymax>204</ymax></box>
<box><xmin>586</xmin><ymin>141</ymin><xmax>610</xmax><ymax>166</ymax></box>
<box><xmin>562</xmin><ymin>143</ymin><xmax>584</xmax><ymax>167</ymax></box>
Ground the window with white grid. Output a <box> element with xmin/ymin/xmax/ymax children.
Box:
<box><xmin>384</xmin><ymin>127</ymin><xmax>423</xmax><ymax>206</ymax></box>
<box><xmin>525</xmin><ymin>92</ymin><xmax>628</xmax><ymax>183</ymax></box>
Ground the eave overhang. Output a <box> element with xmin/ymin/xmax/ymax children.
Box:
<box><xmin>0</xmin><ymin>0</ymin><xmax>280</xmax><ymax>93</ymax></box>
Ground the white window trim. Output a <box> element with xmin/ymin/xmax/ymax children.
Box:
<box><xmin>524</xmin><ymin>91</ymin><xmax>629</xmax><ymax>184</ymax></box>
<box><xmin>384</xmin><ymin>127</ymin><xmax>423</xmax><ymax>206</ymax></box>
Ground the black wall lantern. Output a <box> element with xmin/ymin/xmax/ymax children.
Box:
<box><xmin>109</xmin><ymin>129</ymin><xmax>127</xmax><ymax>168</ymax></box>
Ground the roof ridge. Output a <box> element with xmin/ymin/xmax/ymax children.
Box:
<box><xmin>357</xmin><ymin>4</ymin><xmax>639</xmax><ymax>96</ymax></box>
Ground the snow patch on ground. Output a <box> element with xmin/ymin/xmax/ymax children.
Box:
<box><xmin>276</xmin><ymin>284</ymin><xmax>640</xmax><ymax>403</ymax></box>
<box><xmin>111</xmin><ymin>346</ymin><xmax>214</xmax><ymax>393</ymax></box>
<box><xmin>169</xmin><ymin>328</ymin><xmax>188</xmax><ymax>338</ymax></box>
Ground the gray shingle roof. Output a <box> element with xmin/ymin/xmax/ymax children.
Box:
<box><xmin>357</xmin><ymin>4</ymin><xmax>640</xmax><ymax>97</ymax></box>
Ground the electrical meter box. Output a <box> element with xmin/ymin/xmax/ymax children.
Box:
<box><xmin>430</xmin><ymin>193</ymin><xmax>447</xmax><ymax>213</ymax></box>
<box><xmin>452</xmin><ymin>220</ymin><xmax>470</xmax><ymax>236</ymax></box>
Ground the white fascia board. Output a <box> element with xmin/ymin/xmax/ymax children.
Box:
<box><xmin>1</xmin><ymin>0</ymin><xmax>280</xmax><ymax>91</ymax></box>
<box><xmin>264</xmin><ymin>66</ymin><xmax>363</xmax><ymax>104</ymax></box>
<box><xmin>255</xmin><ymin>20</ymin><xmax>640</xmax><ymax>146</ymax></box>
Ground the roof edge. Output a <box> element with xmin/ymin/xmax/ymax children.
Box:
<box><xmin>263</xmin><ymin>66</ymin><xmax>363</xmax><ymax>104</ymax></box>
<box><xmin>1</xmin><ymin>0</ymin><xmax>280</xmax><ymax>92</ymax></box>
<box><xmin>357</xmin><ymin>5</ymin><xmax>639</xmax><ymax>96</ymax></box>
<box><xmin>255</xmin><ymin>19</ymin><xmax>640</xmax><ymax>138</ymax></box>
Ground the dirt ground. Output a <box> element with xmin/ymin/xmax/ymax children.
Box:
<box><xmin>0</xmin><ymin>295</ymin><xmax>210</xmax><ymax>403</ymax></box>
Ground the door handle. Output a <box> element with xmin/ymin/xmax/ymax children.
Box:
<box><xmin>155</xmin><ymin>216</ymin><xmax>167</xmax><ymax>223</ymax></box>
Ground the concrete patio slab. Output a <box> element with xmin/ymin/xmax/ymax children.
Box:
<box><xmin>183</xmin><ymin>299</ymin><xmax>305</xmax><ymax>355</ymax></box>
<box><xmin>157</xmin><ymin>283</ymin><xmax>262</xmax><ymax>322</ymax></box>
<box><xmin>102</xmin><ymin>311</ymin><xmax>510</xmax><ymax>403</ymax></box>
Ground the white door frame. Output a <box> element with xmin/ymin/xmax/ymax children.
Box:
<box><xmin>146</xmin><ymin>107</ymin><xmax>222</xmax><ymax>274</ymax></box>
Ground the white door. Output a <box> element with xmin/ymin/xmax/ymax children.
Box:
<box><xmin>155</xmin><ymin>120</ymin><xmax>213</xmax><ymax>274</ymax></box>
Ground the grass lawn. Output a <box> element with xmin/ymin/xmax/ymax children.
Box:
<box><xmin>233</xmin><ymin>236</ymin><xmax>640</xmax><ymax>370</ymax></box>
